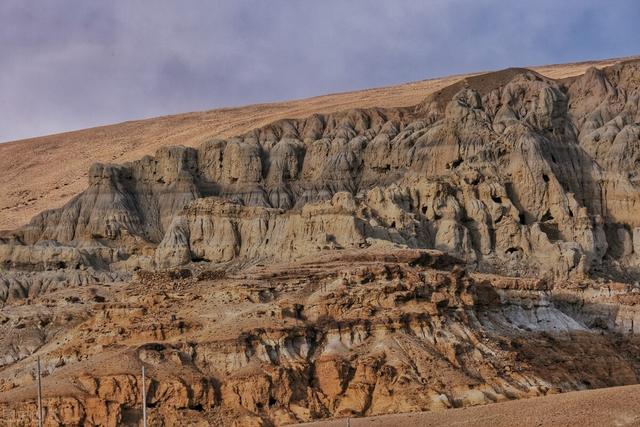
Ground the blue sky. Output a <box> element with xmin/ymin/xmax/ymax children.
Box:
<box><xmin>1</xmin><ymin>0</ymin><xmax>638</xmax><ymax>142</ymax></box>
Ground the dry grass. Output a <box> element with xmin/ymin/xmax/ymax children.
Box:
<box><xmin>0</xmin><ymin>55</ymin><xmax>635</xmax><ymax>230</ymax></box>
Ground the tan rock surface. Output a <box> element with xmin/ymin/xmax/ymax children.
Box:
<box><xmin>2</xmin><ymin>249</ymin><xmax>640</xmax><ymax>425</ymax></box>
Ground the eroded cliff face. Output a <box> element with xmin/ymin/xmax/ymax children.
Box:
<box><xmin>4</xmin><ymin>61</ymin><xmax>640</xmax><ymax>426</ymax></box>
<box><xmin>6</xmin><ymin>61</ymin><xmax>640</xmax><ymax>298</ymax></box>
<box><xmin>2</xmin><ymin>250</ymin><xmax>640</xmax><ymax>426</ymax></box>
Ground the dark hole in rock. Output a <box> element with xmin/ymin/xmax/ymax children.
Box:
<box><xmin>57</xmin><ymin>261</ymin><xmax>67</xmax><ymax>269</ymax></box>
<box><xmin>542</xmin><ymin>174</ymin><xmax>550</xmax><ymax>183</ymax></box>
<box><xmin>568</xmin><ymin>209</ymin><xmax>574</xmax><ymax>217</ymax></box>
<box><xmin>505</xmin><ymin>247</ymin><xmax>522</xmax><ymax>254</ymax></box>
<box><xmin>190</xmin><ymin>404</ymin><xmax>204</xmax><ymax>412</ymax></box>
<box><xmin>491</xmin><ymin>195</ymin><xmax>502</xmax><ymax>204</ymax></box>
<box><xmin>268</xmin><ymin>397</ymin><xmax>277</xmax><ymax>407</ymax></box>
<box><xmin>541</xmin><ymin>210</ymin><xmax>554</xmax><ymax>222</ymax></box>
<box><xmin>551</xmin><ymin>154</ymin><xmax>558</xmax><ymax>163</ymax></box>
<box><xmin>519</xmin><ymin>213</ymin><xmax>526</xmax><ymax>225</ymax></box>
<box><xmin>190</xmin><ymin>255</ymin><xmax>210</xmax><ymax>263</ymax></box>
<box><xmin>540</xmin><ymin>222</ymin><xmax>561</xmax><ymax>242</ymax></box>
<box><xmin>141</xmin><ymin>343</ymin><xmax>166</xmax><ymax>351</ymax></box>
<box><xmin>421</xmin><ymin>206</ymin><xmax>428</xmax><ymax>214</ymax></box>
<box><xmin>390</xmin><ymin>221</ymin><xmax>396</xmax><ymax>229</ymax></box>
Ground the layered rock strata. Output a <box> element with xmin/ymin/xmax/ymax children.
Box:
<box><xmin>5</xmin><ymin>61</ymin><xmax>640</xmax><ymax>299</ymax></box>
<box><xmin>2</xmin><ymin>250</ymin><xmax>640</xmax><ymax>426</ymax></box>
<box><xmin>3</xmin><ymin>60</ymin><xmax>640</xmax><ymax>425</ymax></box>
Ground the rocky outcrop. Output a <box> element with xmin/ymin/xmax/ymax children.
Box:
<box><xmin>5</xmin><ymin>61</ymin><xmax>640</xmax><ymax>300</ymax></box>
<box><xmin>155</xmin><ymin>192</ymin><xmax>368</xmax><ymax>268</ymax></box>
<box><xmin>3</xmin><ymin>250</ymin><xmax>640</xmax><ymax>426</ymax></box>
<box><xmin>6</xmin><ymin>60</ymin><xmax>640</xmax><ymax>425</ymax></box>
<box><xmin>0</xmin><ymin>62</ymin><xmax>640</xmax><ymax>294</ymax></box>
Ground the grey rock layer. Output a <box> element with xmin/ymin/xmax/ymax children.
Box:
<box><xmin>4</xmin><ymin>60</ymin><xmax>640</xmax><ymax>300</ymax></box>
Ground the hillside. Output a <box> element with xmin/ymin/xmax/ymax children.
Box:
<box><xmin>0</xmin><ymin>56</ymin><xmax>632</xmax><ymax>231</ymax></box>
<box><xmin>4</xmin><ymin>55</ymin><xmax>640</xmax><ymax>426</ymax></box>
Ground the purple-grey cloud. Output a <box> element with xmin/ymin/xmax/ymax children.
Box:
<box><xmin>0</xmin><ymin>0</ymin><xmax>638</xmax><ymax>142</ymax></box>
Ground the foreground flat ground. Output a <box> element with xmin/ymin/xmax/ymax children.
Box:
<box><xmin>295</xmin><ymin>384</ymin><xmax>640</xmax><ymax>426</ymax></box>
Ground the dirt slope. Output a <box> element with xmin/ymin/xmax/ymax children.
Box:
<box><xmin>0</xmin><ymin>55</ymin><xmax>633</xmax><ymax>230</ymax></box>
<box><xmin>294</xmin><ymin>384</ymin><xmax>640</xmax><ymax>427</ymax></box>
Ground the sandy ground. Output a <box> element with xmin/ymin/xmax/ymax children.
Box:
<box><xmin>0</xmin><ymin>55</ymin><xmax>636</xmax><ymax>231</ymax></box>
<box><xmin>294</xmin><ymin>385</ymin><xmax>640</xmax><ymax>426</ymax></box>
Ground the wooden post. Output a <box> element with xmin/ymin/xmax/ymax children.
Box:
<box><xmin>36</xmin><ymin>356</ymin><xmax>43</xmax><ymax>427</ymax></box>
<box><xmin>141</xmin><ymin>365</ymin><xmax>148</xmax><ymax>427</ymax></box>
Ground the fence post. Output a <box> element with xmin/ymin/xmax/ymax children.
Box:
<box><xmin>36</xmin><ymin>356</ymin><xmax>43</xmax><ymax>427</ymax></box>
<box><xmin>141</xmin><ymin>365</ymin><xmax>148</xmax><ymax>427</ymax></box>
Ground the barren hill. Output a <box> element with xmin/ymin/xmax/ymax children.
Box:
<box><xmin>0</xmin><ymin>56</ymin><xmax>632</xmax><ymax>231</ymax></box>
<box><xmin>4</xmin><ymin>55</ymin><xmax>640</xmax><ymax>426</ymax></box>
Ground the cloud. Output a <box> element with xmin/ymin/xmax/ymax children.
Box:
<box><xmin>0</xmin><ymin>0</ymin><xmax>638</xmax><ymax>142</ymax></box>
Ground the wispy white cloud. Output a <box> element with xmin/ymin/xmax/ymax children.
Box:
<box><xmin>0</xmin><ymin>0</ymin><xmax>638</xmax><ymax>142</ymax></box>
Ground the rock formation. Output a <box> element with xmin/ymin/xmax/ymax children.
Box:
<box><xmin>4</xmin><ymin>59</ymin><xmax>640</xmax><ymax>425</ymax></box>
<box><xmin>3</xmin><ymin>250</ymin><xmax>640</xmax><ymax>426</ymax></box>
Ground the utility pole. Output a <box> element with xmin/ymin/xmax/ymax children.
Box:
<box><xmin>141</xmin><ymin>365</ymin><xmax>148</xmax><ymax>427</ymax></box>
<box><xmin>36</xmin><ymin>356</ymin><xmax>43</xmax><ymax>427</ymax></box>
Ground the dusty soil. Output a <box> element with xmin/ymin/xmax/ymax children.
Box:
<box><xmin>295</xmin><ymin>384</ymin><xmax>640</xmax><ymax>426</ymax></box>
<box><xmin>0</xmin><ymin>55</ymin><xmax>634</xmax><ymax>230</ymax></box>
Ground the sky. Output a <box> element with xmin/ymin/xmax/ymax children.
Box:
<box><xmin>0</xmin><ymin>1</ymin><xmax>639</xmax><ymax>143</ymax></box>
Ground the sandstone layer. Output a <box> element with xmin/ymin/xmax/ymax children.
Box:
<box><xmin>3</xmin><ymin>250</ymin><xmax>640</xmax><ymax>426</ymax></box>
